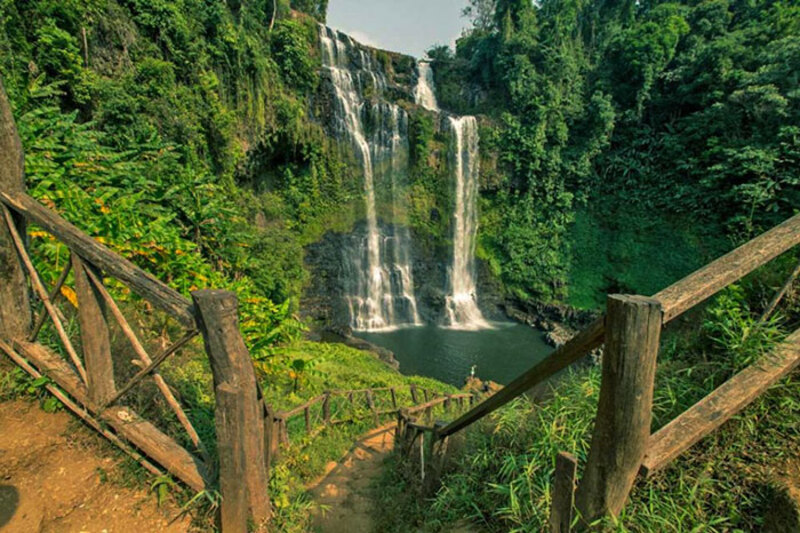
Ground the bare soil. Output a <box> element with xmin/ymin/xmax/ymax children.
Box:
<box><xmin>764</xmin><ymin>459</ymin><xmax>800</xmax><ymax>532</ymax></box>
<box><xmin>0</xmin><ymin>399</ymin><xmax>190</xmax><ymax>533</ymax></box>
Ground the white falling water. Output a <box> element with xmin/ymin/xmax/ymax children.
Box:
<box><xmin>413</xmin><ymin>62</ymin><xmax>439</xmax><ymax>112</ymax></box>
<box><xmin>319</xmin><ymin>26</ymin><xmax>420</xmax><ymax>330</ymax></box>
<box><xmin>444</xmin><ymin>116</ymin><xmax>491</xmax><ymax>329</ymax></box>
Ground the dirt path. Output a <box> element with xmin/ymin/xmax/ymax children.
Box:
<box><xmin>764</xmin><ymin>459</ymin><xmax>800</xmax><ymax>531</ymax></box>
<box><xmin>0</xmin><ymin>400</ymin><xmax>189</xmax><ymax>533</ymax></box>
<box><xmin>308</xmin><ymin>424</ymin><xmax>396</xmax><ymax>533</ymax></box>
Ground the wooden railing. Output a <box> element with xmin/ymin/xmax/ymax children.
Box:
<box><xmin>408</xmin><ymin>212</ymin><xmax>800</xmax><ymax>528</ymax></box>
<box><xmin>269</xmin><ymin>385</ymin><xmax>475</xmax><ymax>454</ymax></box>
<box><xmin>0</xmin><ymin>189</ymin><xmax>273</xmax><ymax>530</ymax></box>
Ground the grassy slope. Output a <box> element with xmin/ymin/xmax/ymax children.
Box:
<box><xmin>376</xmin><ymin>255</ymin><xmax>800</xmax><ymax>532</ymax></box>
<box><xmin>260</xmin><ymin>341</ymin><xmax>460</xmax><ymax>530</ymax></box>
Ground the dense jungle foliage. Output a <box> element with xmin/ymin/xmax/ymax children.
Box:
<box><xmin>0</xmin><ymin>0</ymin><xmax>348</xmax><ymax>360</ymax></box>
<box><xmin>1</xmin><ymin>0</ymin><xmax>799</xmax><ymax>531</ymax></box>
<box><xmin>430</xmin><ymin>0</ymin><xmax>800</xmax><ymax>306</ymax></box>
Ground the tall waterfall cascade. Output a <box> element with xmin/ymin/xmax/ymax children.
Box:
<box><xmin>444</xmin><ymin>116</ymin><xmax>491</xmax><ymax>329</ymax></box>
<box><xmin>413</xmin><ymin>61</ymin><xmax>491</xmax><ymax>329</ymax></box>
<box><xmin>319</xmin><ymin>26</ymin><xmax>421</xmax><ymax>331</ymax></box>
<box><xmin>413</xmin><ymin>62</ymin><xmax>439</xmax><ymax>112</ymax></box>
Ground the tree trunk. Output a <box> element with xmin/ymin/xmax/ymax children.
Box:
<box><xmin>0</xmin><ymin>75</ymin><xmax>31</xmax><ymax>340</ymax></box>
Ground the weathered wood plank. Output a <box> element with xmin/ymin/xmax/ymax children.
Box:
<box><xmin>550</xmin><ymin>451</ymin><xmax>578</xmax><ymax>533</ymax></box>
<box><xmin>576</xmin><ymin>295</ymin><xmax>663</xmax><ymax>522</ymax></box>
<box><xmin>193</xmin><ymin>290</ymin><xmax>271</xmax><ymax>525</ymax></box>
<box><xmin>0</xmin><ymin>77</ymin><xmax>31</xmax><ymax>340</ymax></box>
<box><xmin>214</xmin><ymin>383</ymin><xmax>250</xmax><ymax>532</ymax></box>
<box><xmin>655</xmin><ymin>214</ymin><xmax>800</xmax><ymax>322</ymax></box>
<box><xmin>102</xmin><ymin>330</ymin><xmax>198</xmax><ymax>409</ymax></box>
<box><xmin>0</xmin><ymin>192</ymin><xmax>195</xmax><ymax>326</ymax></box>
<box><xmin>3</xmin><ymin>207</ymin><xmax>88</xmax><ymax>384</ymax></box>
<box><xmin>642</xmin><ymin>328</ymin><xmax>800</xmax><ymax>477</ymax></box>
<box><xmin>28</xmin><ymin>259</ymin><xmax>71</xmax><ymax>342</ymax></box>
<box><xmin>0</xmin><ymin>338</ymin><xmax>166</xmax><ymax>480</ymax></box>
<box><xmin>10</xmin><ymin>340</ymin><xmax>208</xmax><ymax>491</ymax></box>
<box><xmin>83</xmin><ymin>266</ymin><xmax>207</xmax><ymax>459</ymax></box>
<box><xmin>438</xmin><ymin>317</ymin><xmax>605</xmax><ymax>439</ymax></box>
<box><xmin>280</xmin><ymin>394</ymin><xmax>327</xmax><ymax>418</ymax></box>
<box><xmin>73</xmin><ymin>255</ymin><xmax>116</xmax><ymax>404</ymax></box>
<box><xmin>407</xmin><ymin>396</ymin><xmax>450</xmax><ymax>415</ymax></box>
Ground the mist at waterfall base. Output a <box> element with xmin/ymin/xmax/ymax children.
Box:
<box><xmin>356</xmin><ymin>324</ymin><xmax>553</xmax><ymax>386</ymax></box>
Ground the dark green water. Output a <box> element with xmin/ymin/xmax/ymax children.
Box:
<box><xmin>356</xmin><ymin>323</ymin><xmax>553</xmax><ymax>387</ymax></box>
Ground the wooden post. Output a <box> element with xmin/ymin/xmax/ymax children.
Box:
<box><xmin>366</xmin><ymin>389</ymin><xmax>378</xmax><ymax>425</ymax></box>
<box><xmin>390</xmin><ymin>387</ymin><xmax>397</xmax><ymax>409</ymax></box>
<box><xmin>304</xmin><ymin>405</ymin><xmax>311</xmax><ymax>433</ymax></box>
<box><xmin>72</xmin><ymin>255</ymin><xmax>116</xmax><ymax>404</ymax></box>
<box><xmin>550</xmin><ymin>452</ymin><xmax>578</xmax><ymax>533</ymax></box>
<box><xmin>322</xmin><ymin>392</ymin><xmax>331</xmax><ymax>424</ymax></box>
<box><xmin>192</xmin><ymin>290</ymin><xmax>271</xmax><ymax>527</ymax></box>
<box><xmin>410</xmin><ymin>384</ymin><xmax>419</xmax><ymax>404</ymax></box>
<box><xmin>280</xmin><ymin>417</ymin><xmax>289</xmax><ymax>446</ymax></box>
<box><xmin>215</xmin><ymin>383</ymin><xmax>250</xmax><ymax>532</ymax></box>
<box><xmin>265</xmin><ymin>414</ymin><xmax>280</xmax><ymax>462</ymax></box>
<box><xmin>0</xmin><ymin>75</ymin><xmax>31</xmax><ymax>340</ymax></box>
<box><xmin>575</xmin><ymin>294</ymin><xmax>663</xmax><ymax>523</ymax></box>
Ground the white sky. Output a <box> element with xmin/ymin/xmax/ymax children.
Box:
<box><xmin>326</xmin><ymin>0</ymin><xmax>472</xmax><ymax>58</ymax></box>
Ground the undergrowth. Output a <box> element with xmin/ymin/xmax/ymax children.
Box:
<box><xmin>375</xmin><ymin>254</ymin><xmax>800</xmax><ymax>532</ymax></box>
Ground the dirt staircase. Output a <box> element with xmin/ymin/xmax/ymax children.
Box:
<box><xmin>308</xmin><ymin>424</ymin><xmax>396</xmax><ymax>532</ymax></box>
<box><xmin>0</xmin><ymin>400</ymin><xmax>189</xmax><ymax>533</ymax></box>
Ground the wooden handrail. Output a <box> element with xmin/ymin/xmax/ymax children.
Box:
<box><xmin>438</xmin><ymin>317</ymin><xmax>605</xmax><ymax>438</ymax></box>
<box><xmin>641</xmin><ymin>327</ymin><xmax>800</xmax><ymax>476</ymax></box>
<box><xmin>405</xmin><ymin>394</ymin><xmax>472</xmax><ymax>416</ymax></box>
<box><xmin>653</xmin><ymin>212</ymin><xmax>800</xmax><ymax>322</ymax></box>
<box><xmin>0</xmin><ymin>192</ymin><xmax>195</xmax><ymax>326</ymax></box>
<box><xmin>280</xmin><ymin>394</ymin><xmax>328</xmax><ymax>418</ymax></box>
<box><xmin>439</xmin><ymin>212</ymin><xmax>800</xmax><ymax>440</ymax></box>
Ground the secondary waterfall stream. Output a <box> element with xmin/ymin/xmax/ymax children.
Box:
<box><xmin>320</xmin><ymin>26</ymin><xmax>420</xmax><ymax>330</ymax></box>
<box><xmin>413</xmin><ymin>62</ymin><xmax>439</xmax><ymax>112</ymax></box>
<box><xmin>413</xmin><ymin>60</ymin><xmax>490</xmax><ymax>329</ymax></box>
<box><xmin>444</xmin><ymin>116</ymin><xmax>491</xmax><ymax>329</ymax></box>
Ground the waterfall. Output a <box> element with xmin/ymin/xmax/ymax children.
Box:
<box><xmin>413</xmin><ymin>62</ymin><xmax>439</xmax><ymax>112</ymax></box>
<box><xmin>319</xmin><ymin>26</ymin><xmax>420</xmax><ymax>331</ymax></box>
<box><xmin>412</xmin><ymin>60</ymin><xmax>489</xmax><ymax>329</ymax></box>
<box><xmin>444</xmin><ymin>116</ymin><xmax>491</xmax><ymax>329</ymax></box>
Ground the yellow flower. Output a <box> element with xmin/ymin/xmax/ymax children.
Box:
<box><xmin>60</xmin><ymin>286</ymin><xmax>78</xmax><ymax>308</ymax></box>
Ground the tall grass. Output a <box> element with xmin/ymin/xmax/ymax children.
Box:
<box><xmin>375</xmin><ymin>259</ymin><xmax>800</xmax><ymax>532</ymax></box>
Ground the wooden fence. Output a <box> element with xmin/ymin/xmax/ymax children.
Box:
<box><xmin>270</xmin><ymin>385</ymin><xmax>475</xmax><ymax>454</ymax></box>
<box><xmin>415</xmin><ymin>211</ymin><xmax>800</xmax><ymax>529</ymax></box>
<box><xmin>0</xmin><ymin>190</ymin><xmax>274</xmax><ymax>531</ymax></box>
<box><xmin>0</xmin><ymin>82</ymin><xmax>274</xmax><ymax>530</ymax></box>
